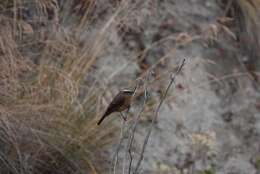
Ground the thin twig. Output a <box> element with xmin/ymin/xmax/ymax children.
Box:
<box><xmin>133</xmin><ymin>59</ymin><xmax>186</xmax><ymax>174</ymax></box>
<box><xmin>122</xmin><ymin>80</ymin><xmax>142</xmax><ymax>174</ymax></box>
<box><xmin>223</xmin><ymin>0</ymin><xmax>234</xmax><ymax>17</ymax></box>
<box><xmin>122</xmin><ymin>123</ymin><xmax>133</xmax><ymax>174</ymax></box>
<box><xmin>127</xmin><ymin>72</ymin><xmax>150</xmax><ymax>174</ymax></box>
<box><xmin>111</xmin><ymin>80</ymin><xmax>140</xmax><ymax>174</ymax></box>
<box><xmin>111</xmin><ymin>119</ymin><xmax>125</xmax><ymax>174</ymax></box>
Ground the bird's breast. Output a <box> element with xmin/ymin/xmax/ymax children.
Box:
<box><xmin>117</xmin><ymin>96</ymin><xmax>131</xmax><ymax>111</ymax></box>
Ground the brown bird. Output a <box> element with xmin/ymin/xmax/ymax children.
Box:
<box><xmin>97</xmin><ymin>89</ymin><xmax>134</xmax><ymax>125</ymax></box>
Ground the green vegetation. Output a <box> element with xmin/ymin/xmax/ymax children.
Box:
<box><xmin>199</xmin><ymin>169</ymin><xmax>215</xmax><ymax>174</ymax></box>
<box><xmin>255</xmin><ymin>156</ymin><xmax>260</xmax><ymax>170</ymax></box>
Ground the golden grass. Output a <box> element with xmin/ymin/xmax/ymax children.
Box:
<box><xmin>0</xmin><ymin>0</ymin><xmax>119</xmax><ymax>173</ymax></box>
<box><xmin>236</xmin><ymin>0</ymin><xmax>260</xmax><ymax>55</ymax></box>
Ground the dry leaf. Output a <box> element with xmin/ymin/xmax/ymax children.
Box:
<box><xmin>222</xmin><ymin>25</ymin><xmax>237</xmax><ymax>40</ymax></box>
<box><xmin>19</xmin><ymin>20</ymin><xmax>34</xmax><ymax>34</ymax></box>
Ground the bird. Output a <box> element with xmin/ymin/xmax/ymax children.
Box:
<box><xmin>97</xmin><ymin>89</ymin><xmax>135</xmax><ymax>125</ymax></box>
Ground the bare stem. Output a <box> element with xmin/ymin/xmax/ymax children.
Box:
<box><xmin>111</xmin><ymin>119</ymin><xmax>125</xmax><ymax>174</ymax></box>
<box><xmin>127</xmin><ymin>73</ymin><xmax>150</xmax><ymax>174</ymax></box>
<box><xmin>111</xmin><ymin>80</ymin><xmax>140</xmax><ymax>174</ymax></box>
<box><xmin>133</xmin><ymin>59</ymin><xmax>185</xmax><ymax>174</ymax></box>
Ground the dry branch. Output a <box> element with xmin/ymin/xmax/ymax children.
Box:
<box><xmin>133</xmin><ymin>59</ymin><xmax>186</xmax><ymax>174</ymax></box>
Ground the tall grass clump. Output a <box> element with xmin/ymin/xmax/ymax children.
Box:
<box><xmin>236</xmin><ymin>0</ymin><xmax>260</xmax><ymax>56</ymax></box>
<box><xmin>0</xmin><ymin>0</ymin><xmax>119</xmax><ymax>173</ymax></box>
<box><xmin>221</xmin><ymin>0</ymin><xmax>260</xmax><ymax>82</ymax></box>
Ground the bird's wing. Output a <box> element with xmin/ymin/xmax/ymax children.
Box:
<box><xmin>97</xmin><ymin>92</ymin><xmax>126</xmax><ymax>125</ymax></box>
<box><xmin>105</xmin><ymin>92</ymin><xmax>126</xmax><ymax>113</ymax></box>
<box><xmin>110</xmin><ymin>92</ymin><xmax>126</xmax><ymax>107</ymax></box>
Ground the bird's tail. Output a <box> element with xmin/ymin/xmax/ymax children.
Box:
<box><xmin>97</xmin><ymin>115</ymin><xmax>106</xmax><ymax>125</ymax></box>
<box><xmin>97</xmin><ymin>110</ymin><xmax>110</xmax><ymax>125</ymax></box>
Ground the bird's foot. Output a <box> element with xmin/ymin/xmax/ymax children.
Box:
<box><xmin>120</xmin><ymin>112</ymin><xmax>127</xmax><ymax>121</ymax></box>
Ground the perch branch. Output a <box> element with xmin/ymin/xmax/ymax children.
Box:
<box><xmin>127</xmin><ymin>72</ymin><xmax>151</xmax><ymax>174</ymax></box>
<box><xmin>111</xmin><ymin>118</ymin><xmax>126</xmax><ymax>174</ymax></box>
<box><xmin>133</xmin><ymin>59</ymin><xmax>186</xmax><ymax>174</ymax></box>
<box><xmin>111</xmin><ymin>80</ymin><xmax>140</xmax><ymax>174</ymax></box>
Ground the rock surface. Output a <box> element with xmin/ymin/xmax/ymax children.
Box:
<box><xmin>93</xmin><ymin>0</ymin><xmax>260</xmax><ymax>173</ymax></box>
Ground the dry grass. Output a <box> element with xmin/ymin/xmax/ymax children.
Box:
<box><xmin>0</xmin><ymin>0</ymin><xmax>119</xmax><ymax>173</ymax></box>
<box><xmin>228</xmin><ymin>0</ymin><xmax>260</xmax><ymax>82</ymax></box>
<box><xmin>229</xmin><ymin>0</ymin><xmax>260</xmax><ymax>68</ymax></box>
<box><xmin>230</xmin><ymin>1</ymin><xmax>260</xmax><ymax>59</ymax></box>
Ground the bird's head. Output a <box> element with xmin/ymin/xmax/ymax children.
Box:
<box><xmin>121</xmin><ymin>89</ymin><xmax>135</xmax><ymax>96</ymax></box>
